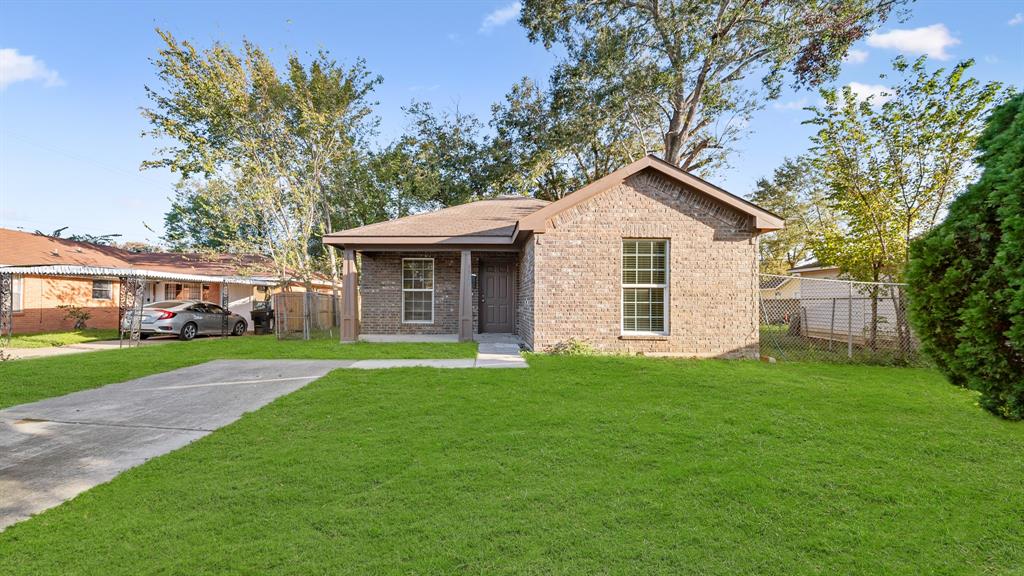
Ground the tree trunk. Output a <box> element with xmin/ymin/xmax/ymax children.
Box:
<box><xmin>869</xmin><ymin>268</ymin><xmax>880</xmax><ymax>352</ymax></box>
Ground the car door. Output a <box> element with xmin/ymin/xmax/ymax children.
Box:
<box><xmin>187</xmin><ymin>303</ymin><xmax>212</xmax><ymax>334</ymax></box>
<box><xmin>205</xmin><ymin>303</ymin><xmax>228</xmax><ymax>333</ymax></box>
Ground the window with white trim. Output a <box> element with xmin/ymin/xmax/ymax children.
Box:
<box><xmin>402</xmin><ymin>258</ymin><xmax>434</xmax><ymax>323</ymax></box>
<box><xmin>622</xmin><ymin>239</ymin><xmax>668</xmax><ymax>333</ymax></box>
<box><xmin>11</xmin><ymin>277</ymin><xmax>23</xmax><ymax>312</ymax></box>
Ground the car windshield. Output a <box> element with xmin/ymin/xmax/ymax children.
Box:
<box><xmin>146</xmin><ymin>301</ymin><xmax>184</xmax><ymax>309</ymax></box>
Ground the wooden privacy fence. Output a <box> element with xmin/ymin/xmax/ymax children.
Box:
<box><xmin>273</xmin><ymin>292</ymin><xmax>341</xmax><ymax>340</ymax></box>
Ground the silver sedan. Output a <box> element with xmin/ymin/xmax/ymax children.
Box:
<box><xmin>125</xmin><ymin>300</ymin><xmax>248</xmax><ymax>340</ymax></box>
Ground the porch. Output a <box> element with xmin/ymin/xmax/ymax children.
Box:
<box><xmin>339</xmin><ymin>248</ymin><xmax>526</xmax><ymax>344</ymax></box>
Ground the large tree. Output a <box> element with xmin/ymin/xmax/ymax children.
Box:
<box><xmin>381</xmin><ymin>102</ymin><xmax>491</xmax><ymax>209</ymax></box>
<box><xmin>143</xmin><ymin>29</ymin><xmax>381</xmax><ymax>289</ymax></box>
<box><xmin>519</xmin><ymin>0</ymin><xmax>906</xmax><ymax>174</ymax></box>
<box><xmin>808</xmin><ymin>57</ymin><xmax>1006</xmax><ymax>283</ymax></box>
<box><xmin>906</xmin><ymin>94</ymin><xmax>1024</xmax><ymax>420</ymax></box>
<box><xmin>808</xmin><ymin>56</ymin><xmax>1007</xmax><ymax>352</ymax></box>
<box><xmin>747</xmin><ymin>156</ymin><xmax>832</xmax><ymax>274</ymax></box>
<box><xmin>489</xmin><ymin>75</ymin><xmax>659</xmax><ymax>200</ymax></box>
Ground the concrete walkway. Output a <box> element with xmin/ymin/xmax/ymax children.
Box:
<box><xmin>0</xmin><ymin>347</ymin><xmax>527</xmax><ymax>530</ymax></box>
<box><xmin>3</xmin><ymin>337</ymin><xmax>176</xmax><ymax>361</ymax></box>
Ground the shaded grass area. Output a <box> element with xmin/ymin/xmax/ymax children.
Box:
<box><xmin>1</xmin><ymin>357</ymin><xmax>1021</xmax><ymax>574</ymax></box>
<box><xmin>4</xmin><ymin>329</ymin><xmax>119</xmax><ymax>349</ymax></box>
<box><xmin>760</xmin><ymin>324</ymin><xmax>928</xmax><ymax>366</ymax></box>
<box><xmin>0</xmin><ymin>336</ymin><xmax>476</xmax><ymax>409</ymax></box>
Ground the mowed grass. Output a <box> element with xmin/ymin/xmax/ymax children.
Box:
<box><xmin>1</xmin><ymin>356</ymin><xmax>1022</xmax><ymax>574</ymax></box>
<box><xmin>0</xmin><ymin>336</ymin><xmax>477</xmax><ymax>409</ymax></box>
<box><xmin>5</xmin><ymin>328</ymin><xmax>119</xmax><ymax>348</ymax></box>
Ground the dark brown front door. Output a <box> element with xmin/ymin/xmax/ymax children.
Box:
<box><xmin>480</xmin><ymin>261</ymin><xmax>514</xmax><ymax>333</ymax></box>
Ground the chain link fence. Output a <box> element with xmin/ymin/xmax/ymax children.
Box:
<box><xmin>273</xmin><ymin>292</ymin><xmax>341</xmax><ymax>340</ymax></box>
<box><xmin>760</xmin><ymin>274</ymin><xmax>925</xmax><ymax>366</ymax></box>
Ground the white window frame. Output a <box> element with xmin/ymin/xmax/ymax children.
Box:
<box><xmin>11</xmin><ymin>276</ymin><xmax>24</xmax><ymax>312</ymax></box>
<box><xmin>620</xmin><ymin>239</ymin><xmax>670</xmax><ymax>336</ymax></box>
<box><xmin>401</xmin><ymin>258</ymin><xmax>435</xmax><ymax>324</ymax></box>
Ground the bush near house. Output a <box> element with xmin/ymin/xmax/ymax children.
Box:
<box><xmin>907</xmin><ymin>94</ymin><xmax>1024</xmax><ymax>420</ymax></box>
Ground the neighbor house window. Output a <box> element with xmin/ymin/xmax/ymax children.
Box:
<box><xmin>622</xmin><ymin>239</ymin><xmax>668</xmax><ymax>334</ymax></box>
<box><xmin>402</xmin><ymin>258</ymin><xmax>434</xmax><ymax>323</ymax></box>
<box><xmin>92</xmin><ymin>280</ymin><xmax>112</xmax><ymax>300</ymax></box>
<box><xmin>164</xmin><ymin>282</ymin><xmax>200</xmax><ymax>300</ymax></box>
<box><xmin>11</xmin><ymin>277</ymin><xmax>23</xmax><ymax>312</ymax></box>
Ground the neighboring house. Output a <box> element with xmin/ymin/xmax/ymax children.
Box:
<box><xmin>759</xmin><ymin>275</ymin><xmax>801</xmax><ymax>300</ymax></box>
<box><xmin>325</xmin><ymin>155</ymin><xmax>784</xmax><ymax>357</ymax></box>
<box><xmin>0</xmin><ymin>228</ymin><xmax>324</xmax><ymax>334</ymax></box>
<box><xmin>786</xmin><ymin>260</ymin><xmax>841</xmax><ymax>280</ymax></box>
<box><xmin>781</xmin><ymin>260</ymin><xmax>905</xmax><ymax>344</ymax></box>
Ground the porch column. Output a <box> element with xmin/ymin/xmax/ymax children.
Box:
<box><xmin>341</xmin><ymin>247</ymin><xmax>360</xmax><ymax>342</ymax></box>
<box><xmin>458</xmin><ymin>249</ymin><xmax>473</xmax><ymax>341</ymax></box>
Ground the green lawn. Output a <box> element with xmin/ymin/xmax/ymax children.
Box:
<box><xmin>1</xmin><ymin>356</ymin><xmax>1022</xmax><ymax>574</ymax></box>
<box><xmin>0</xmin><ymin>336</ymin><xmax>477</xmax><ymax>409</ymax></box>
<box><xmin>4</xmin><ymin>329</ymin><xmax>119</xmax><ymax>348</ymax></box>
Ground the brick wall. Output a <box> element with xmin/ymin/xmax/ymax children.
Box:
<box><xmin>11</xmin><ymin>276</ymin><xmax>120</xmax><ymax>334</ymax></box>
<box><xmin>357</xmin><ymin>251</ymin><xmax>528</xmax><ymax>337</ymax></box>
<box><xmin>359</xmin><ymin>252</ymin><xmax>462</xmax><ymax>335</ymax></box>
<box><xmin>516</xmin><ymin>237</ymin><xmax>536</xmax><ymax>350</ymax></box>
<box><xmin>531</xmin><ymin>170</ymin><xmax>760</xmax><ymax>358</ymax></box>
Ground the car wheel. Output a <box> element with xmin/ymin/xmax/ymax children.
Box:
<box><xmin>140</xmin><ymin>334</ymin><xmax>151</xmax><ymax>340</ymax></box>
<box><xmin>232</xmin><ymin>321</ymin><xmax>246</xmax><ymax>336</ymax></box>
<box><xmin>179</xmin><ymin>322</ymin><xmax>198</xmax><ymax>341</ymax></box>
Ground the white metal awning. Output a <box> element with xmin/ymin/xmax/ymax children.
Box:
<box><xmin>0</xmin><ymin>265</ymin><xmax>284</xmax><ymax>286</ymax></box>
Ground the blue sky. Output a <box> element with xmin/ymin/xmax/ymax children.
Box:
<box><xmin>1</xmin><ymin>0</ymin><xmax>1022</xmax><ymax>244</ymax></box>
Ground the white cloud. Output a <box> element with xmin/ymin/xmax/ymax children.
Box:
<box><xmin>479</xmin><ymin>2</ymin><xmax>521</xmax><ymax>34</ymax></box>
<box><xmin>844</xmin><ymin>49</ymin><xmax>869</xmax><ymax>64</ymax></box>
<box><xmin>1009</xmin><ymin>13</ymin><xmax>1024</xmax><ymax>26</ymax></box>
<box><xmin>772</xmin><ymin>98</ymin><xmax>808</xmax><ymax>111</ymax></box>
<box><xmin>0</xmin><ymin>48</ymin><xmax>63</xmax><ymax>90</ymax></box>
<box><xmin>848</xmin><ymin>82</ymin><xmax>892</xmax><ymax>104</ymax></box>
<box><xmin>866</xmin><ymin>24</ymin><xmax>960</xmax><ymax>60</ymax></box>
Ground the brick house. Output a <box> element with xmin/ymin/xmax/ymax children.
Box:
<box><xmin>325</xmin><ymin>155</ymin><xmax>784</xmax><ymax>357</ymax></box>
<box><xmin>0</xmin><ymin>228</ymin><xmax>325</xmax><ymax>334</ymax></box>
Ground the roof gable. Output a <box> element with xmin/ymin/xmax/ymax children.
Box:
<box><xmin>517</xmin><ymin>155</ymin><xmax>784</xmax><ymax>234</ymax></box>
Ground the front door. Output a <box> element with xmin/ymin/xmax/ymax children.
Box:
<box><xmin>479</xmin><ymin>261</ymin><xmax>514</xmax><ymax>333</ymax></box>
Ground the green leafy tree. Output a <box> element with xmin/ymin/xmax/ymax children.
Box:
<box><xmin>809</xmin><ymin>57</ymin><xmax>1006</xmax><ymax>283</ymax></box>
<box><xmin>519</xmin><ymin>0</ymin><xmax>905</xmax><ymax>174</ymax></box>
<box><xmin>907</xmin><ymin>94</ymin><xmax>1024</xmax><ymax>419</ymax></box>
<box><xmin>143</xmin><ymin>29</ymin><xmax>381</xmax><ymax>290</ymax></box>
<box><xmin>383</xmin><ymin>102</ymin><xmax>490</xmax><ymax>209</ymax></box>
<box><xmin>808</xmin><ymin>57</ymin><xmax>1006</xmax><ymax>352</ymax></box>
<box><xmin>162</xmin><ymin>178</ymin><xmax>259</xmax><ymax>251</ymax></box>
<box><xmin>748</xmin><ymin>156</ymin><xmax>832</xmax><ymax>274</ymax></box>
<box><xmin>489</xmin><ymin>75</ymin><xmax>658</xmax><ymax>200</ymax></box>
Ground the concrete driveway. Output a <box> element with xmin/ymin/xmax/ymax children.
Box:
<box><xmin>0</xmin><ymin>359</ymin><xmax>353</xmax><ymax>530</ymax></box>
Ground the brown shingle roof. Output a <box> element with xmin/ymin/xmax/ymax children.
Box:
<box><xmin>0</xmin><ymin>228</ymin><xmax>131</xmax><ymax>268</ymax></box>
<box><xmin>326</xmin><ymin>196</ymin><xmax>549</xmax><ymax>239</ymax></box>
<box><xmin>0</xmin><ymin>228</ymin><xmax>279</xmax><ymax>279</ymax></box>
<box><xmin>123</xmin><ymin>252</ymin><xmax>276</xmax><ymax>277</ymax></box>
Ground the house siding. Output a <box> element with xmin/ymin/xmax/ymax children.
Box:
<box><xmin>12</xmin><ymin>276</ymin><xmax>120</xmax><ymax>334</ymax></box>
<box><xmin>531</xmin><ymin>171</ymin><xmax>760</xmax><ymax>358</ymax></box>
